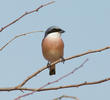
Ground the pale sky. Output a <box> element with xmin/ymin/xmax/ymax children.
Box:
<box><xmin>0</xmin><ymin>0</ymin><xmax>110</xmax><ymax>100</ymax></box>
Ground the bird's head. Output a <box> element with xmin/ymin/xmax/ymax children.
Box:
<box><xmin>44</xmin><ymin>26</ymin><xmax>65</xmax><ymax>38</ymax></box>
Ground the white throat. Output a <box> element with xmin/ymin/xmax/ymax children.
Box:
<box><xmin>46</xmin><ymin>32</ymin><xmax>61</xmax><ymax>38</ymax></box>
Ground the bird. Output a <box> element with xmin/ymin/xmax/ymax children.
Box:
<box><xmin>42</xmin><ymin>26</ymin><xmax>65</xmax><ymax>75</ymax></box>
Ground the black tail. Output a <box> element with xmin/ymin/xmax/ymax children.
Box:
<box><xmin>49</xmin><ymin>64</ymin><xmax>56</xmax><ymax>75</ymax></box>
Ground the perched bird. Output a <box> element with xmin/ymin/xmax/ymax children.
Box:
<box><xmin>42</xmin><ymin>26</ymin><xmax>65</xmax><ymax>75</ymax></box>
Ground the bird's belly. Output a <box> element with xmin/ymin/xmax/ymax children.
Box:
<box><xmin>46</xmin><ymin>49</ymin><xmax>62</xmax><ymax>62</ymax></box>
<box><xmin>42</xmin><ymin>37</ymin><xmax>64</xmax><ymax>62</ymax></box>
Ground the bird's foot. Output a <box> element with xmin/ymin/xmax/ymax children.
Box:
<box><xmin>61</xmin><ymin>57</ymin><xmax>65</xmax><ymax>64</ymax></box>
<box><xmin>47</xmin><ymin>62</ymin><xmax>51</xmax><ymax>68</ymax></box>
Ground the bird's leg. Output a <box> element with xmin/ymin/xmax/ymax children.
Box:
<box><xmin>47</xmin><ymin>61</ymin><xmax>51</xmax><ymax>68</ymax></box>
<box><xmin>60</xmin><ymin>57</ymin><xmax>65</xmax><ymax>64</ymax></box>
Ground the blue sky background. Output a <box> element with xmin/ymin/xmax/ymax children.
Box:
<box><xmin>0</xmin><ymin>0</ymin><xmax>110</xmax><ymax>100</ymax></box>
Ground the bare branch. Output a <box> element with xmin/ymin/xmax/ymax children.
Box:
<box><xmin>53</xmin><ymin>95</ymin><xmax>79</xmax><ymax>100</ymax></box>
<box><xmin>39</xmin><ymin>77</ymin><xmax>110</xmax><ymax>91</ymax></box>
<box><xmin>0</xmin><ymin>30</ymin><xmax>43</xmax><ymax>51</ymax></box>
<box><xmin>13</xmin><ymin>77</ymin><xmax>110</xmax><ymax>100</ymax></box>
<box><xmin>15</xmin><ymin>46</ymin><xmax>110</xmax><ymax>88</ymax></box>
<box><xmin>0</xmin><ymin>46</ymin><xmax>109</xmax><ymax>100</ymax></box>
<box><xmin>38</xmin><ymin>59</ymin><xmax>88</xmax><ymax>89</ymax></box>
<box><xmin>0</xmin><ymin>1</ymin><xmax>55</xmax><ymax>32</ymax></box>
<box><xmin>15</xmin><ymin>63</ymin><xmax>49</xmax><ymax>88</ymax></box>
<box><xmin>14</xmin><ymin>59</ymin><xmax>88</xmax><ymax>100</ymax></box>
<box><xmin>0</xmin><ymin>77</ymin><xmax>109</xmax><ymax>91</ymax></box>
<box><xmin>65</xmin><ymin>46</ymin><xmax>110</xmax><ymax>61</ymax></box>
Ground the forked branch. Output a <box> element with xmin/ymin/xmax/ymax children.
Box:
<box><xmin>15</xmin><ymin>46</ymin><xmax>110</xmax><ymax>88</ymax></box>
<box><xmin>0</xmin><ymin>1</ymin><xmax>55</xmax><ymax>32</ymax></box>
<box><xmin>0</xmin><ymin>77</ymin><xmax>109</xmax><ymax>92</ymax></box>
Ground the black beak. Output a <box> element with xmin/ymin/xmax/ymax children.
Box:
<box><xmin>60</xmin><ymin>30</ymin><xmax>65</xmax><ymax>33</ymax></box>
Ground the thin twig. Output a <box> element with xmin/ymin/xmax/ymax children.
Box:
<box><xmin>15</xmin><ymin>46</ymin><xmax>110</xmax><ymax>88</ymax></box>
<box><xmin>0</xmin><ymin>1</ymin><xmax>55</xmax><ymax>32</ymax></box>
<box><xmin>53</xmin><ymin>95</ymin><xmax>79</xmax><ymax>100</ymax></box>
<box><xmin>0</xmin><ymin>30</ymin><xmax>43</xmax><ymax>51</ymax></box>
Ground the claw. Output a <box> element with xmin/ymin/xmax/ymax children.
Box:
<box><xmin>47</xmin><ymin>62</ymin><xmax>51</xmax><ymax>68</ymax></box>
<box><xmin>61</xmin><ymin>57</ymin><xmax>65</xmax><ymax>64</ymax></box>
